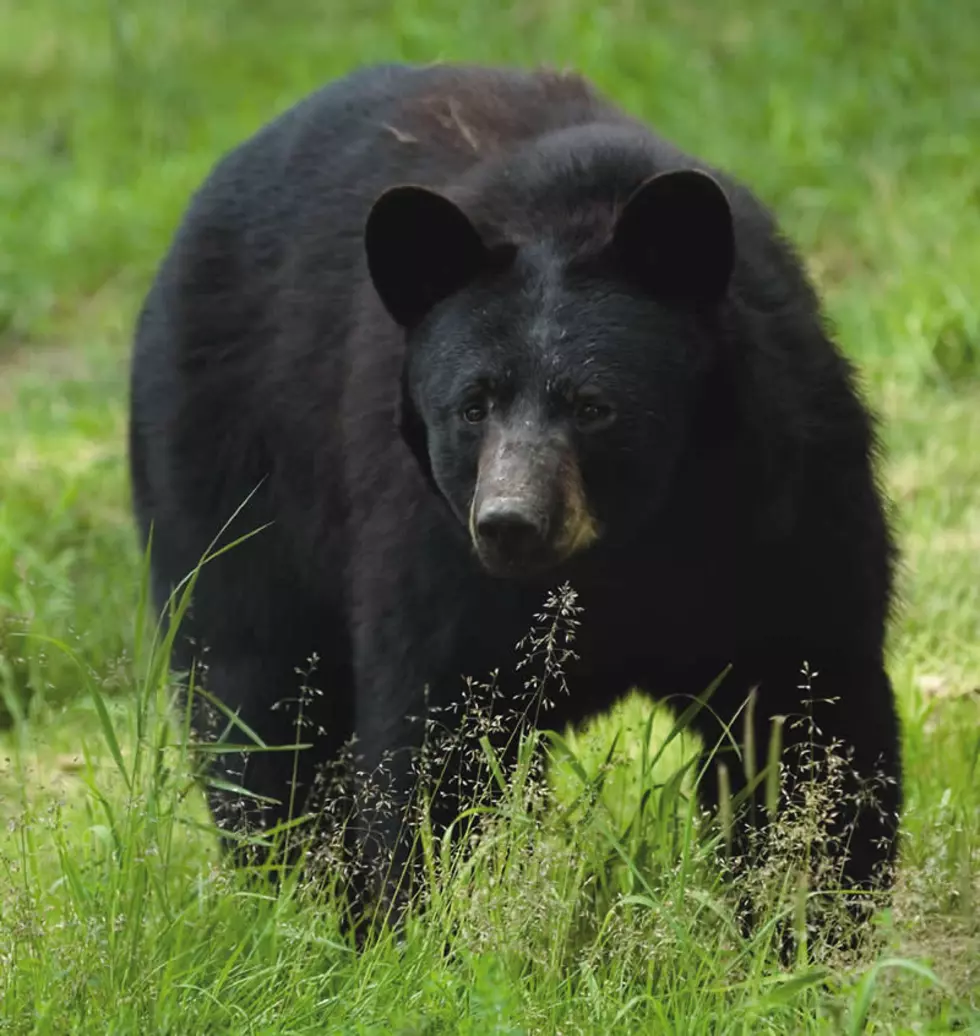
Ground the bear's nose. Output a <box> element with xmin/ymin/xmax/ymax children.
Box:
<box><xmin>475</xmin><ymin>500</ymin><xmax>548</xmax><ymax>560</ymax></box>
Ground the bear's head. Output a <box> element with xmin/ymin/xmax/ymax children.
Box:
<box><xmin>364</xmin><ymin>167</ymin><xmax>734</xmax><ymax>580</ymax></box>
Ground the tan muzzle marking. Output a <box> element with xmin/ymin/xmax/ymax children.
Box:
<box><xmin>553</xmin><ymin>455</ymin><xmax>600</xmax><ymax>556</ymax></box>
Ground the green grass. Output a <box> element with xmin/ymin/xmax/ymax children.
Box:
<box><xmin>1</xmin><ymin>0</ymin><xmax>979</xmax><ymax>1031</ymax></box>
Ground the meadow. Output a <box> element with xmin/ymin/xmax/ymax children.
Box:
<box><xmin>1</xmin><ymin>0</ymin><xmax>978</xmax><ymax>1031</ymax></box>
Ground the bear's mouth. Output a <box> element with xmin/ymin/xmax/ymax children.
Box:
<box><xmin>473</xmin><ymin>540</ymin><xmax>570</xmax><ymax>581</ymax></box>
<box><xmin>466</xmin><ymin>501</ymin><xmax>596</xmax><ymax>584</ymax></box>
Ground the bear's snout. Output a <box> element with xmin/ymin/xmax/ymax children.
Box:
<box><xmin>469</xmin><ymin>425</ymin><xmax>598</xmax><ymax>577</ymax></box>
<box><xmin>474</xmin><ymin>497</ymin><xmax>550</xmax><ymax>564</ymax></box>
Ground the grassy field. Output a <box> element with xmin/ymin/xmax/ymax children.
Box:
<box><xmin>2</xmin><ymin>0</ymin><xmax>979</xmax><ymax>1031</ymax></box>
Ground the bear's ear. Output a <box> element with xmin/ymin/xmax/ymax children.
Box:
<box><xmin>365</xmin><ymin>185</ymin><xmax>491</xmax><ymax>328</ymax></box>
<box><xmin>611</xmin><ymin>169</ymin><xmax>734</xmax><ymax>305</ymax></box>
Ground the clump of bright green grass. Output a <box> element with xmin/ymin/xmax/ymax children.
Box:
<box><xmin>2</xmin><ymin>0</ymin><xmax>979</xmax><ymax>1030</ymax></box>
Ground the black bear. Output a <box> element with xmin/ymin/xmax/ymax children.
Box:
<box><xmin>129</xmin><ymin>63</ymin><xmax>902</xmax><ymax>925</ymax></box>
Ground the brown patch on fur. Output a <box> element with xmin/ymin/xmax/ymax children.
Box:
<box><xmin>385</xmin><ymin>67</ymin><xmax>641</xmax><ymax>261</ymax></box>
<box><xmin>396</xmin><ymin>66</ymin><xmax>602</xmax><ymax>162</ymax></box>
<box><xmin>554</xmin><ymin>454</ymin><xmax>600</xmax><ymax>556</ymax></box>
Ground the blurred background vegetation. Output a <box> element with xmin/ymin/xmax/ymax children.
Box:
<box><xmin>0</xmin><ymin>0</ymin><xmax>978</xmax><ymax>1027</ymax></box>
<box><xmin>4</xmin><ymin>0</ymin><xmax>978</xmax><ymax>720</ymax></box>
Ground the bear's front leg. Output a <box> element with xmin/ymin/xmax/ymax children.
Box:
<box><xmin>186</xmin><ymin>644</ymin><xmax>351</xmax><ymax>872</ymax></box>
<box><xmin>346</xmin><ymin>622</ymin><xmax>528</xmax><ymax>938</ymax></box>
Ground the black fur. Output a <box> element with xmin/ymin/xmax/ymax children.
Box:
<box><xmin>129</xmin><ymin>63</ymin><xmax>902</xmax><ymax>925</ymax></box>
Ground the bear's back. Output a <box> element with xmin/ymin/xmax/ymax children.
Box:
<box><xmin>167</xmin><ymin>63</ymin><xmax>618</xmax><ymax>279</ymax></box>
<box><xmin>133</xmin><ymin>64</ymin><xmax>629</xmax><ymax>414</ymax></box>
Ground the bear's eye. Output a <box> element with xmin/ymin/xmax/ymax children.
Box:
<box><xmin>573</xmin><ymin>397</ymin><xmax>614</xmax><ymax>431</ymax></box>
<box><xmin>462</xmin><ymin>400</ymin><xmax>488</xmax><ymax>424</ymax></box>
